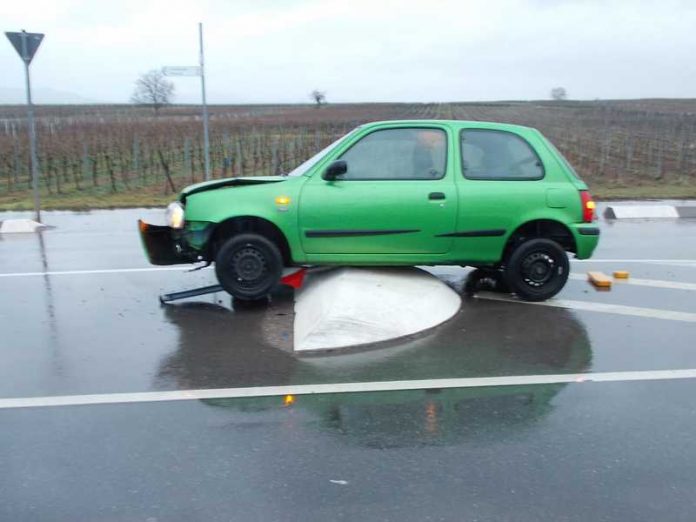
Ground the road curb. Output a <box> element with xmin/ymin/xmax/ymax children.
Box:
<box><xmin>604</xmin><ymin>205</ymin><xmax>696</xmax><ymax>219</ymax></box>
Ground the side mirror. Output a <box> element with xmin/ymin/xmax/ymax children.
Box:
<box><xmin>323</xmin><ymin>160</ymin><xmax>347</xmax><ymax>181</ymax></box>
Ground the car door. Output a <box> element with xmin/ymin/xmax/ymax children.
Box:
<box><xmin>299</xmin><ymin>126</ymin><xmax>457</xmax><ymax>255</ymax></box>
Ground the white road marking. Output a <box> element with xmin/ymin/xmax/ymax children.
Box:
<box><xmin>0</xmin><ymin>266</ymin><xmax>194</xmax><ymax>278</ymax></box>
<box><xmin>574</xmin><ymin>259</ymin><xmax>696</xmax><ymax>267</ymax></box>
<box><xmin>476</xmin><ymin>293</ymin><xmax>696</xmax><ymax>322</ymax></box>
<box><xmin>0</xmin><ymin>260</ymin><xmax>694</xmax><ymax>278</ymax></box>
<box><xmin>569</xmin><ymin>273</ymin><xmax>696</xmax><ymax>291</ymax></box>
<box><xmin>0</xmin><ymin>266</ymin><xmax>304</xmax><ymax>278</ymax></box>
<box><xmin>2</xmin><ymin>368</ymin><xmax>696</xmax><ymax>410</ymax></box>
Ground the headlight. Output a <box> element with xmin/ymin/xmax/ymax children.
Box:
<box><xmin>166</xmin><ymin>202</ymin><xmax>185</xmax><ymax>229</ymax></box>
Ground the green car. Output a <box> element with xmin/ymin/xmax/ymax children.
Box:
<box><xmin>138</xmin><ymin>120</ymin><xmax>599</xmax><ymax>301</ymax></box>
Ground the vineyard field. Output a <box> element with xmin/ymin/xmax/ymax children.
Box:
<box><xmin>1</xmin><ymin>99</ymin><xmax>695</xmax><ymax>209</ymax></box>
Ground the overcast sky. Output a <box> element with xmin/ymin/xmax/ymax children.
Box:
<box><xmin>1</xmin><ymin>0</ymin><xmax>695</xmax><ymax>104</ymax></box>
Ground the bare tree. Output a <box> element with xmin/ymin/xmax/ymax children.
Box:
<box><xmin>131</xmin><ymin>70</ymin><xmax>175</xmax><ymax>114</ymax></box>
<box><xmin>310</xmin><ymin>90</ymin><xmax>326</xmax><ymax>108</ymax></box>
<box><xmin>550</xmin><ymin>87</ymin><xmax>568</xmax><ymax>101</ymax></box>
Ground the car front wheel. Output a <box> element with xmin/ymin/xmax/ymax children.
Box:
<box><xmin>214</xmin><ymin>234</ymin><xmax>283</xmax><ymax>300</ymax></box>
<box><xmin>503</xmin><ymin>238</ymin><xmax>569</xmax><ymax>302</ymax></box>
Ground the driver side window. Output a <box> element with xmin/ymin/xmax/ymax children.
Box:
<box><xmin>460</xmin><ymin>129</ymin><xmax>544</xmax><ymax>180</ymax></box>
<box><xmin>339</xmin><ymin>128</ymin><xmax>447</xmax><ymax>180</ymax></box>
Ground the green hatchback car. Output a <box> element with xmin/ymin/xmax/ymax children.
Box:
<box><xmin>139</xmin><ymin>120</ymin><xmax>599</xmax><ymax>301</ymax></box>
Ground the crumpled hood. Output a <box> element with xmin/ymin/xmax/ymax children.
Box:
<box><xmin>180</xmin><ymin>176</ymin><xmax>287</xmax><ymax>201</ymax></box>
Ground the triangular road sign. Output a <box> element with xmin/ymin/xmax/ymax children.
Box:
<box><xmin>5</xmin><ymin>31</ymin><xmax>44</xmax><ymax>64</ymax></box>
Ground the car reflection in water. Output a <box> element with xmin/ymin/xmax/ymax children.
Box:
<box><xmin>158</xmin><ymin>289</ymin><xmax>592</xmax><ymax>448</ymax></box>
<box><xmin>156</xmin><ymin>289</ymin><xmax>298</xmax><ymax>390</ymax></box>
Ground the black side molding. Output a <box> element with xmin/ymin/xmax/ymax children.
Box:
<box><xmin>436</xmin><ymin>229</ymin><xmax>506</xmax><ymax>238</ymax></box>
<box><xmin>305</xmin><ymin>229</ymin><xmax>420</xmax><ymax>238</ymax></box>
<box><xmin>578</xmin><ymin>227</ymin><xmax>600</xmax><ymax>236</ymax></box>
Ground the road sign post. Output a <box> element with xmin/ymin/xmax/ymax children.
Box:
<box><xmin>5</xmin><ymin>30</ymin><xmax>44</xmax><ymax>222</ymax></box>
<box><xmin>162</xmin><ymin>23</ymin><xmax>211</xmax><ymax>181</ymax></box>
<box><xmin>199</xmin><ymin>23</ymin><xmax>211</xmax><ymax>181</ymax></box>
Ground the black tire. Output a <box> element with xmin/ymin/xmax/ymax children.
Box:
<box><xmin>214</xmin><ymin>233</ymin><xmax>283</xmax><ymax>300</ymax></box>
<box><xmin>464</xmin><ymin>268</ymin><xmax>510</xmax><ymax>296</ymax></box>
<box><xmin>503</xmin><ymin>238</ymin><xmax>569</xmax><ymax>302</ymax></box>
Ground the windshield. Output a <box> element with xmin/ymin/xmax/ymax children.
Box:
<box><xmin>286</xmin><ymin>129</ymin><xmax>357</xmax><ymax>177</ymax></box>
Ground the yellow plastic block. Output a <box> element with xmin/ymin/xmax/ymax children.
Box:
<box><xmin>587</xmin><ymin>271</ymin><xmax>612</xmax><ymax>289</ymax></box>
<box><xmin>613</xmin><ymin>270</ymin><xmax>630</xmax><ymax>279</ymax></box>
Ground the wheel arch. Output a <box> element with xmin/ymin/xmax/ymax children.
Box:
<box><xmin>503</xmin><ymin>219</ymin><xmax>577</xmax><ymax>261</ymax></box>
<box><xmin>209</xmin><ymin>216</ymin><xmax>293</xmax><ymax>265</ymax></box>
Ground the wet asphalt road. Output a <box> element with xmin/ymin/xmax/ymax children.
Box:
<box><xmin>1</xmin><ymin>205</ymin><xmax>696</xmax><ymax>521</ymax></box>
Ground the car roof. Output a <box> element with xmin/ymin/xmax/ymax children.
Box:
<box><xmin>360</xmin><ymin>119</ymin><xmax>539</xmax><ymax>134</ymax></box>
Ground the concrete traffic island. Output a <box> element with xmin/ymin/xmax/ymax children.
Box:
<box><xmin>293</xmin><ymin>267</ymin><xmax>461</xmax><ymax>352</ymax></box>
<box><xmin>0</xmin><ymin>219</ymin><xmax>47</xmax><ymax>234</ymax></box>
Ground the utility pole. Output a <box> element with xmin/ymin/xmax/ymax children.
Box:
<box><xmin>199</xmin><ymin>23</ymin><xmax>211</xmax><ymax>181</ymax></box>
<box><xmin>6</xmin><ymin>30</ymin><xmax>44</xmax><ymax>222</ymax></box>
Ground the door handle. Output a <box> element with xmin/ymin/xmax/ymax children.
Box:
<box><xmin>428</xmin><ymin>192</ymin><xmax>446</xmax><ymax>200</ymax></box>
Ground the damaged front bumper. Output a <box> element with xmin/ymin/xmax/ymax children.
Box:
<box><xmin>138</xmin><ymin>220</ymin><xmax>199</xmax><ymax>266</ymax></box>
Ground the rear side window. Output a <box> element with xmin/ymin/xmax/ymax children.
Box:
<box><xmin>339</xmin><ymin>128</ymin><xmax>447</xmax><ymax>180</ymax></box>
<box><xmin>460</xmin><ymin>129</ymin><xmax>544</xmax><ymax>180</ymax></box>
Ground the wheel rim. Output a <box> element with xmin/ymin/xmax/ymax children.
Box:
<box><xmin>230</xmin><ymin>246</ymin><xmax>268</xmax><ymax>290</ymax></box>
<box><xmin>520</xmin><ymin>252</ymin><xmax>556</xmax><ymax>288</ymax></box>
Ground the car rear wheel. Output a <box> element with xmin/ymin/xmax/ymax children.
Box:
<box><xmin>503</xmin><ymin>238</ymin><xmax>569</xmax><ymax>302</ymax></box>
<box><xmin>215</xmin><ymin>234</ymin><xmax>283</xmax><ymax>300</ymax></box>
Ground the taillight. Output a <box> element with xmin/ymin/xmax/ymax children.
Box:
<box><xmin>580</xmin><ymin>190</ymin><xmax>596</xmax><ymax>223</ymax></box>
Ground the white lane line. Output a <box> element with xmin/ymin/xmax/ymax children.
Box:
<box><xmin>569</xmin><ymin>273</ymin><xmax>696</xmax><ymax>291</ymax></box>
<box><xmin>575</xmin><ymin>259</ymin><xmax>696</xmax><ymax>263</ymax></box>
<box><xmin>0</xmin><ymin>267</ymin><xmax>192</xmax><ymax>278</ymax></box>
<box><xmin>3</xmin><ymin>368</ymin><xmax>696</xmax><ymax>410</ymax></box>
<box><xmin>574</xmin><ymin>259</ymin><xmax>696</xmax><ymax>267</ymax></box>
<box><xmin>476</xmin><ymin>293</ymin><xmax>696</xmax><ymax>323</ymax></box>
<box><xmin>0</xmin><ymin>259</ymin><xmax>694</xmax><ymax>278</ymax></box>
